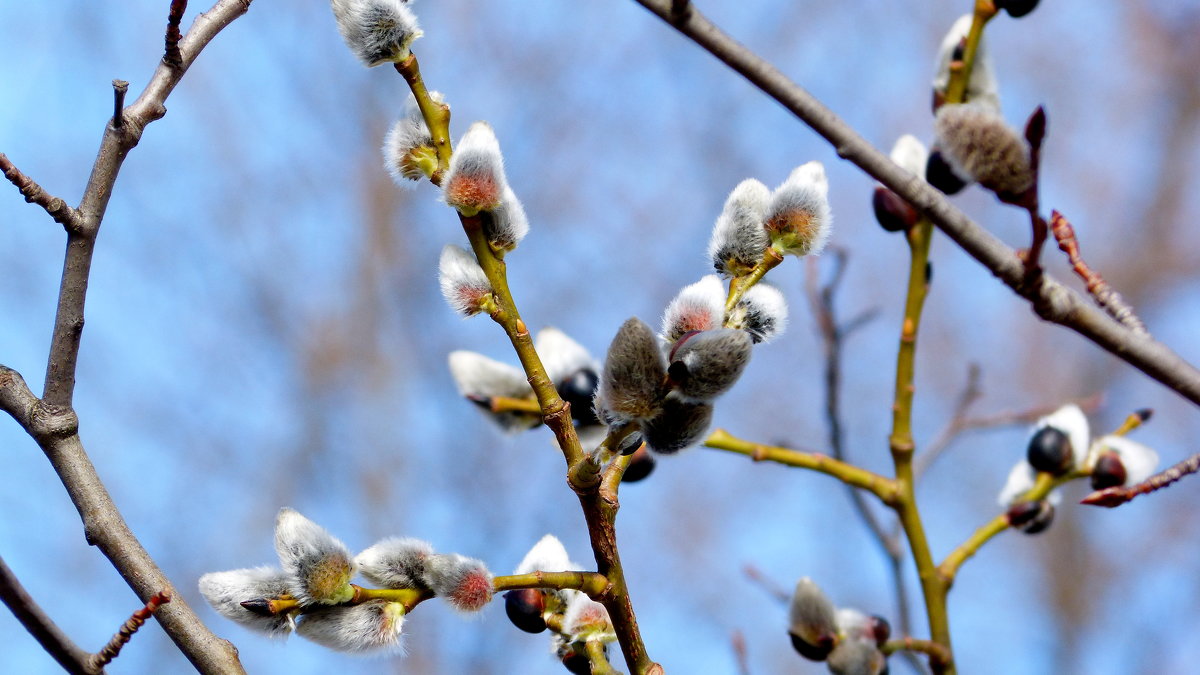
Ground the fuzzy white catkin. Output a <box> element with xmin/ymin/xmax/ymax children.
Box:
<box><xmin>661</xmin><ymin>275</ymin><xmax>725</xmax><ymax>343</ymax></box>
<box><xmin>274</xmin><ymin>508</ymin><xmax>355</xmax><ymax>605</ymax></box>
<box><xmin>297</xmin><ymin>600</ymin><xmax>406</xmax><ymax>655</ymax></box>
<box><xmin>356</xmin><ymin>537</ymin><xmax>434</xmax><ymax>590</ymax></box>
<box><xmin>438</xmin><ymin>245</ymin><xmax>492</xmax><ymax>317</ymax></box>
<box><xmin>442</xmin><ymin>121</ymin><xmax>509</xmax><ymax>215</ymax></box>
<box><xmin>889</xmin><ymin>134</ymin><xmax>929</xmax><ymax>179</ymax></box>
<box><xmin>514</xmin><ymin>534</ymin><xmax>579</xmax><ymax>575</ymax></box>
<box><xmin>734</xmin><ymin>284</ymin><xmax>788</xmax><ymax>344</ymax></box>
<box><xmin>787</xmin><ymin>578</ymin><xmax>838</xmax><ymax>647</ymax></box>
<box><xmin>932</xmin><ymin>14</ymin><xmax>1000</xmax><ymax>111</ymax></box>
<box><xmin>199</xmin><ymin>567</ymin><xmax>296</xmax><ymax>637</ymax></box>
<box><xmin>562</xmin><ymin>594</ymin><xmax>613</xmax><ymax>639</ymax></box>
<box><xmin>446</xmin><ymin>350</ymin><xmax>538</xmax><ymax>432</ymax></box>
<box><xmin>766</xmin><ymin>161</ymin><xmax>833</xmax><ymax>257</ymax></box>
<box><xmin>708</xmin><ymin>178</ymin><xmax>771</xmax><ymax>276</ymax></box>
<box><xmin>330</xmin><ymin>0</ymin><xmax>423</xmax><ymax>67</ymax></box>
<box><xmin>487</xmin><ymin>185</ymin><xmax>529</xmax><ymax>251</ymax></box>
<box><xmin>934</xmin><ymin>103</ymin><xmax>1033</xmax><ymax>196</ymax></box>
<box><xmin>382</xmin><ymin>91</ymin><xmax>442</xmax><ymax>185</ymax></box>
<box><xmin>535</xmin><ymin>328</ymin><xmax>598</xmax><ymax>385</ymax></box>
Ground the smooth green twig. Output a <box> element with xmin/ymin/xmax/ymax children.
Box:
<box><xmin>586</xmin><ymin>639</ymin><xmax>621</xmax><ymax>675</ymax></box>
<box><xmin>724</xmin><ymin>248</ymin><xmax>784</xmax><ymax>317</ymax></box>
<box><xmin>704</xmin><ymin>429</ymin><xmax>899</xmax><ymax>504</ymax></box>
<box><xmin>943</xmin><ymin>2</ymin><xmax>998</xmax><ymax>105</ymax></box>
<box><xmin>882</xmin><ymin>637</ymin><xmax>953</xmax><ymax>669</ymax></box>
<box><xmin>394</xmin><ymin>53</ymin><xmax>452</xmax><ymax>184</ymax></box>
<box><xmin>493</xmin><ymin>571</ymin><xmax>611</xmax><ymax>598</ymax></box>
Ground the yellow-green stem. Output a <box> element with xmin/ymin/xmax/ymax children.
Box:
<box><xmin>944</xmin><ymin>2</ymin><xmax>998</xmax><ymax>106</ymax></box>
<box><xmin>724</xmin><ymin>248</ymin><xmax>784</xmax><ymax>316</ymax></box>
<box><xmin>493</xmin><ymin>571</ymin><xmax>610</xmax><ymax>598</ymax></box>
<box><xmin>394</xmin><ymin>54</ymin><xmax>452</xmax><ymax>183</ymax></box>
<box><xmin>586</xmin><ymin>639</ymin><xmax>621</xmax><ymax>675</ymax></box>
<box><xmin>705</xmin><ymin>429</ymin><xmax>899</xmax><ymax>504</ymax></box>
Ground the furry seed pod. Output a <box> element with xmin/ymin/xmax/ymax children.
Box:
<box><xmin>274</xmin><ymin>508</ymin><xmax>356</xmax><ymax>606</ymax></box>
<box><xmin>438</xmin><ymin>245</ymin><xmax>492</xmax><ymax>317</ymax></box>
<box><xmin>826</xmin><ymin>609</ymin><xmax>889</xmax><ymax>675</ymax></box>
<box><xmin>330</xmin><ymin>0</ymin><xmax>423</xmax><ymax>67</ymax></box>
<box><xmin>1089</xmin><ymin>435</ymin><xmax>1159</xmax><ymax>488</ymax></box>
<box><xmin>729</xmin><ymin>284</ymin><xmax>788</xmax><ymax>344</ymax></box>
<box><xmin>447</xmin><ymin>350</ymin><xmax>540</xmax><ymax>432</ymax></box>
<box><xmin>667</xmin><ymin>329</ymin><xmax>753</xmax><ymax>402</ymax></box>
<box><xmin>765</xmin><ymin>161</ymin><xmax>833</xmax><ymax>257</ymax></box>
<box><xmin>932</xmin><ymin>14</ymin><xmax>1000</xmax><ymax>111</ymax></box>
<box><xmin>890</xmin><ymin>134</ymin><xmax>929</xmax><ymax>178</ymax></box>
<box><xmin>297</xmin><ymin>600</ymin><xmax>406</xmax><ymax>654</ymax></box>
<box><xmin>661</xmin><ymin>275</ymin><xmax>725</xmax><ymax>343</ymax></box>
<box><xmin>934</xmin><ymin>103</ymin><xmax>1033</xmax><ymax>197</ymax></box>
<box><xmin>708</xmin><ymin>178</ymin><xmax>771</xmax><ymax>276</ymax></box>
<box><xmin>562</xmin><ymin>595</ymin><xmax>614</xmax><ymax>641</ymax></box>
<box><xmin>355</xmin><ymin>537</ymin><xmax>434</xmax><ymax>590</ymax></box>
<box><xmin>485</xmin><ymin>186</ymin><xmax>529</xmax><ymax>252</ymax></box>
<box><xmin>596</xmin><ymin>318</ymin><xmax>667</xmax><ymax>422</ymax></box>
<box><xmin>639</xmin><ymin>394</ymin><xmax>713</xmax><ymax>455</ymax></box>
<box><xmin>199</xmin><ymin>567</ymin><xmax>296</xmax><ymax>637</ymax></box>
<box><xmin>442</xmin><ymin>121</ymin><xmax>508</xmax><ymax>216</ymax></box>
<box><xmin>382</xmin><ymin>91</ymin><xmax>442</xmax><ymax>185</ymax></box>
<box><xmin>787</xmin><ymin>578</ymin><xmax>838</xmax><ymax>662</ymax></box>
<box><xmin>420</xmin><ymin>554</ymin><xmax>494</xmax><ymax>612</ymax></box>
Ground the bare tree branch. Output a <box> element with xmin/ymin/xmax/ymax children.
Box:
<box><xmin>0</xmin><ymin>554</ymin><xmax>95</xmax><ymax>675</ymax></box>
<box><xmin>0</xmin><ymin>153</ymin><xmax>81</xmax><ymax>230</ymax></box>
<box><xmin>1</xmin><ymin>365</ymin><xmax>244</xmax><ymax>674</ymax></box>
<box><xmin>630</xmin><ymin>0</ymin><xmax>1200</xmax><ymax>409</ymax></box>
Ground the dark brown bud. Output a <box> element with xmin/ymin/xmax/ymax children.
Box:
<box><xmin>1026</xmin><ymin>426</ymin><xmax>1073</xmax><ymax>475</ymax></box>
<box><xmin>621</xmin><ymin>444</ymin><xmax>656</xmax><ymax>482</ymax></box>
<box><xmin>997</xmin><ymin>0</ymin><xmax>1040</xmax><ymax>18</ymax></box>
<box><xmin>872</xmin><ymin>186</ymin><xmax>918</xmax><ymax>233</ymax></box>
<box><xmin>869</xmin><ymin>615</ymin><xmax>891</xmax><ymax>648</ymax></box>
<box><xmin>789</xmin><ymin>630</ymin><xmax>836</xmax><ymax>662</ymax></box>
<box><xmin>503</xmin><ymin>589</ymin><xmax>547</xmax><ymax>634</ymax></box>
<box><xmin>561</xmin><ymin>646</ymin><xmax>592</xmax><ymax>675</ymax></box>
<box><xmin>1090</xmin><ymin>451</ymin><xmax>1128</xmax><ymax>491</ymax></box>
<box><xmin>925</xmin><ymin>150</ymin><xmax>968</xmax><ymax>195</ymax></box>
<box><xmin>1012</xmin><ymin>500</ymin><xmax>1055</xmax><ymax>535</ymax></box>
<box><xmin>239</xmin><ymin>598</ymin><xmax>275</xmax><ymax>617</ymax></box>
<box><xmin>559</xmin><ymin>368</ymin><xmax>600</xmax><ymax>426</ymax></box>
<box><xmin>640</xmin><ymin>396</ymin><xmax>714</xmax><ymax>455</ymax></box>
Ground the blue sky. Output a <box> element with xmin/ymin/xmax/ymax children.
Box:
<box><xmin>2</xmin><ymin>1</ymin><xmax>1199</xmax><ymax>673</ymax></box>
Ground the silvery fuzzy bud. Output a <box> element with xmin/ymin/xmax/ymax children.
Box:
<box><xmin>536</xmin><ymin>328</ymin><xmax>599</xmax><ymax>385</ymax></box>
<box><xmin>667</xmin><ymin>329</ymin><xmax>753</xmax><ymax>402</ymax></box>
<box><xmin>787</xmin><ymin>578</ymin><xmax>838</xmax><ymax>661</ymax></box>
<box><xmin>274</xmin><ymin>508</ymin><xmax>356</xmax><ymax>606</ymax></box>
<box><xmin>515</xmin><ymin>534</ymin><xmax>578</xmax><ymax>575</ymax></box>
<box><xmin>890</xmin><ymin>134</ymin><xmax>928</xmax><ymax>178</ymax></box>
<box><xmin>1088</xmin><ymin>435</ymin><xmax>1159</xmax><ymax>489</ymax></box>
<box><xmin>765</xmin><ymin>161</ymin><xmax>833</xmax><ymax>257</ymax></box>
<box><xmin>297</xmin><ymin>600</ymin><xmax>406</xmax><ymax>654</ymax></box>
<box><xmin>639</xmin><ymin>394</ymin><xmax>713</xmax><ymax>455</ymax></box>
<box><xmin>596</xmin><ymin>318</ymin><xmax>667</xmax><ymax>423</ymax></box>
<box><xmin>708</xmin><ymin>178</ymin><xmax>772</xmax><ymax>276</ymax></box>
<box><xmin>420</xmin><ymin>553</ymin><xmax>494</xmax><ymax>613</ymax></box>
<box><xmin>562</xmin><ymin>594</ymin><xmax>614</xmax><ymax>641</ymax></box>
<box><xmin>932</xmin><ymin>14</ymin><xmax>1000</xmax><ymax>111</ymax></box>
<box><xmin>485</xmin><ymin>186</ymin><xmax>530</xmax><ymax>252</ymax></box>
<box><xmin>438</xmin><ymin>245</ymin><xmax>493</xmax><ymax>317</ymax></box>
<box><xmin>824</xmin><ymin>609</ymin><xmax>889</xmax><ymax>675</ymax></box>
<box><xmin>934</xmin><ymin>103</ymin><xmax>1033</xmax><ymax>197</ymax></box>
<box><xmin>330</xmin><ymin>0</ymin><xmax>423</xmax><ymax>68</ymax></box>
<box><xmin>199</xmin><ymin>567</ymin><xmax>296</xmax><ymax>637</ymax></box>
<box><xmin>447</xmin><ymin>350</ymin><xmax>539</xmax><ymax>433</ymax></box>
<box><xmin>661</xmin><ymin>275</ymin><xmax>726</xmax><ymax>343</ymax></box>
<box><xmin>442</xmin><ymin>121</ymin><xmax>509</xmax><ymax>216</ymax></box>
<box><xmin>355</xmin><ymin>537</ymin><xmax>434</xmax><ymax>590</ymax></box>
<box><xmin>383</xmin><ymin>91</ymin><xmax>442</xmax><ymax>185</ymax></box>
<box><xmin>729</xmin><ymin>284</ymin><xmax>788</xmax><ymax>344</ymax></box>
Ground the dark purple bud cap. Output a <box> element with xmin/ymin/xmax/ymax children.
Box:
<box><xmin>997</xmin><ymin>0</ymin><xmax>1040</xmax><ymax>18</ymax></box>
<box><xmin>870</xmin><ymin>615</ymin><xmax>891</xmax><ymax>647</ymax></box>
<box><xmin>1026</xmin><ymin>426</ymin><xmax>1073</xmax><ymax>475</ymax></box>
<box><xmin>503</xmin><ymin>589</ymin><xmax>547</xmax><ymax>634</ymax></box>
<box><xmin>926</xmin><ymin>150</ymin><xmax>968</xmax><ymax>195</ymax></box>
<box><xmin>240</xmin><ymin>598</ymin><xmax>274</xmax><ymax>617</ymax></box>
<box><xmin>789</xmin><ymin>630</ymin><xmax>836</xmax><ymax>662</ymax></box>
<box><xmin>1090</xmin><ymin>452</ymin><xmax>1128</xmax><ymax>491</ymax></box>
<box><xmin>872</xmin><ymin>187</ymin><xmax>918</xmax><ymax>233</ymax></box>
<box><xmin>560</xmin><ymin>368</ymin><xmax>600</xmax><ymax>426</ymax></box>
<box><xmin>621</xmin><ymin>444</ymin><xmax>656</xmax><ymax>483</ymax></box>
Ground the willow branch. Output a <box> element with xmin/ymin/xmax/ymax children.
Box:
<box><xmin>88</xmin><ymin>592</ymin><xmax>171</xmax><ymax>671</ymax></box>
<box><xmin>628</xmin><ymin>0</ymin><xmax>1200</xmax><ymax>410</ymax></box>
<box><xmin>704</xmin><ymin>429</ymin><xmax>899</xmax><ymax>504</ymax></box>
<box><xmin>1</xmin><ymin>365</ymin><xmax>244</xmax><ymax>673</ymax></box>
<box><xmin>0</xmin><ymin>154</ymin><xmax>81</xmax><ymax>230</ymax></box>
<box><xmin>493</xmin><ymin>571</ymin><xmax>611</xmax><ymax>598</ymax></box>
<box><xmin>1081</xmin><ymin>451</ymin><xmax>1200</xmax><ymax>508</ymax></box>
<box><xmin>0</xmin><ymin>554</ymin><xmax>94</xmax><ymax>675</ymax></box>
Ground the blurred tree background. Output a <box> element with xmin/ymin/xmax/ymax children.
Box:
<box><xmin>1</xmin><ymin>1</ymin><xmax>1198</xmax><ymax>673</ymax></box>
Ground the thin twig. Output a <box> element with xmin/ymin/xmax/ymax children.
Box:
<box><xmin>731</xmin><ymin>629</ymin><xmax>751</xmax><ymax>675</ymax></box>
<box><xmin>628</xmin><ymin>0</ymin><xmax>1200</xmax><ymax>411</ymax></box>
<box><xmin>0</xmin><ymin>554</ymin><xmax>94</xmax><ymax>675</ymax></box>
<box><xmin>164</xmin><ymin>0</ymin><xmax>188</xmax><ymax>68</ymax></box>
<box><xmin>1081</xmin><ymin>451</ymin><xmax>1200</xmax><ymax>507</ymax></box>
<box><xmin>741</xmin><ymin>564</ymin><xmax>790</xmax><ymax>605</ymax></box>
<box><xmin>88</xmin><ymin>592</ymin><xmax>171</xmax><ymax>671</ymax></box>
<box><xmin>1050</xmin><ymin>210</ymin><xmax>1148</xmax><ymax>335</ymax></box>
<box><xmin>0</xmin><ymin>153</ymin><xmax>81</xmax><ymax>230</ymax></box>
<box><xmin>111</xmin><ymin>80</ymin><xmax>129</xmax><ymax>129</ymax></box>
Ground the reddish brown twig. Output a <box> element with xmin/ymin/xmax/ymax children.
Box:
<box><xmin>1050</xmin><ymin>210</ymin><xmax>1148</xmax><ymax>335</ymax></box>
<box><xmin>1081</xmin><ymin>452</ymin><xmax>1200</xmax><ymax>507</ymax></box>
<box><xmin>164</xmin><ymin>0</ymin><xmax>188</xmax><ymax>68</ymax></box>
<box><xmin>731</xmin><ymin>630</ymin><xmax>751</xmax><ymax>675</ymax></box>
<box><xmin>88</xmin><ymin>592</ymin><xmax>172</xmax><ymax>670</ymax></box>
<box><xmin>0</xmin><ymin>153</ymin><xmax>80</xmax><ymax>230</ymax></box>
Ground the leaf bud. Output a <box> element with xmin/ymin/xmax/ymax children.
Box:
<box><xmin>1026</xmin><ymin>426</ymin><xmax>1073</xmax><ymax>475</ymax></box>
